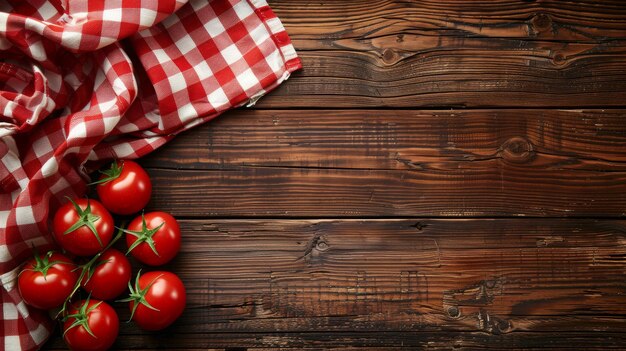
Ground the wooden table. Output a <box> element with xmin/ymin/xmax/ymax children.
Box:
<box><xmin>46</xmin><ymin>1</ymin><xmax>626</xmax><ymax>349</ymax></box>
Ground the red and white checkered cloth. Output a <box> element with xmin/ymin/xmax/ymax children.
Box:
<box><xmin>0</xmin><ymin>0</ymin><xmax>300</xmax><ymax>349</ymax></box>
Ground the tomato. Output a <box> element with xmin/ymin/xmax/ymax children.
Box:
<box><xmin>52</xmin><ymin>198</ymin><xmax>114</xmax><ymax>256</ymax></box>
<box><xmin>63</xmin><ymin>298</ymin><xmax>119</xmax><ymax>351</ymax></box>
<box><xmin>121</xmin><ymin>271</ymin><xmax>186</xmax><ymax>330</ymax></box>
<box><xmin>95</xmin><ymin>160</ymin><xmax>152</xmax><ymax>215</ymax></box>
<box><xmin>81</xmin><ymin>248</ymin><xmax>131</xmax><ymax>300</ymax></box>
<box><xmin>124</xmin><ymin>212</ymin><xmax>181</xmax><ymax>266</ymax></box>
<box><xmin>18</xmin><ymin>251</ymin><xmax>78</xmax><ymax>310</ymax></box>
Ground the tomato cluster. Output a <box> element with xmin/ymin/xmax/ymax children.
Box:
<box><xmin>17</xmin><ymin>160</ymin><xmax>186</xmax><ymax>350</ymax></box>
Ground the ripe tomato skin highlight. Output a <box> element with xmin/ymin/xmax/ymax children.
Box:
<box><xmin>130</xmin><ymin>271</ymin><xmax>186</xmax><ymax>330</ymax></box>
<box><xmin>96</xmin><ymin>160</ymin><xmax>152</xmax><ymax>215</ymax></box>
<box><xmin>81</xmin><ymin>248</ymin><xmax>131</xmax><ymax>300</ymax></box>
<box><xmin>52</xmin><ymin>198</ymin><xmax>114</xmax><ymax>256</ymax></box>
<box><xmin>63</xmin><ymin>299</ymin><xmax>119</xmax><ymax>351</ymax></box>
<box><xmin>126</xmin><ymin>211</ymin><xmax>181</xmax><ymax>266</ymax></box>
<box><xmin>18</xmin><ymin>252</ymin><xmax>78</xmax><ymax>310</ymax></box>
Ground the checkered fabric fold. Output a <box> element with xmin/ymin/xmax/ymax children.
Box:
<box><xmin>0</xmin><ymin>0</ymin><xmax>300</xmax><ymax>349</ymax></box>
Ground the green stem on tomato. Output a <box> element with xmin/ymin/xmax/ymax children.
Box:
<box><xmin>56</xmin><ymin>223</ymin><xmax>126</xmax><ymax>319</ymax></box>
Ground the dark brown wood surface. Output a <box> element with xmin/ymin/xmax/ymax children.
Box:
<box><xmin>258</xmin><ymin>0</ymin><xmax>626</xmax><ymax>108</ymax></box>
<box><xmin>141</xmin><ymin>109</ymin><xmax>626</xmax><ymax>218</ymax></box>
<box><xmin>44</xmin><ymin>1</ymin><xmax>626</xmax><ymax>350</ymax></box>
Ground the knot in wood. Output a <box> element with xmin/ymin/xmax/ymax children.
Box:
<box><xmin>495</xmin><ymin>319</ymin><xmax>512</xmax><ymax>333</ymax></box>
<box><xmin>316</xmin><ymin>240</ymin><xmax>329</xmax><ymax>252</ymax></box>
<box><xmin>531</xmin><ymin>13</ymin><xmax>552</xmax><ymax>31</ymax></box>
<box><xmin>500</xmin><ymin>136</ymin><xmax>534</xmax><ymax>164</ymax></box>
<box><xmin>552</xmin><ymin>53</ymin><xmax>566</xmax><ymax>66</ymax></box>
<box><xmin>382</xmin><ymin>48</ymin><xmax>398</xmax><ymax>65</ymax></box>
<box><xmin>447</xmin><ymin>306</ymin><xmax>461</xmax><ymax>318</ymax></box>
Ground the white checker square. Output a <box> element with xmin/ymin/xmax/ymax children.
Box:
<box><xmin>15</xmin><ymin>301</ymin><xmax>29</xmax><ymax>318</ymax></box>
<box><xmin>221</xmin><ymin>44</ymin><xmax>243</xmax><ymax>65</ymax></box>
<box><xmin>167</xmin><ymin>72</ymin><xmax>187</xmax><ymax>93</ymax></box>
<box><xmin>3</xmin><ymin>102</ymin><xmax>15</xmax><ymax>119</ymax></box>
<box><xmin>0</xmin><ymin>13</ymin><xmax>7</xmax><ymax>32</ymax></box>
<box><xmin>67</xmin><ymin>121</ymin><xmax>87</xmax><ymax>139</ymax></box>
<box><xmin>5</xmin><ymin>335</ymin><xmax>19</xmax><ymax>351</ymax></box>
<box><xmin>232</xmin><ymin>1</ymin><xmax>254</xmax><ymax>20</ymax></box>
<box><xmin>177</xmin><ymin>103</ymin><xmax>198</xmax><ymax>124</ymax></box>
<box><xmin>207</xmin><ymin>87</ymin><xmax>228</xmax><ymax>109</ymax></box>
<box><xmin>265</xmin><ymin>49</ymin><xmax>283</xmax><ymax>76</ymax></box>
<box><xmin>0</xmin><ymin>210</ymin><xmax>9</xmax><ymax>228</ymax></box>
<box><xmin>153</xmin><ymin>49</ymin><xmax>170</xmax><ymax>64</ymax></box>
<box><xmin>37</xmin><ymin>1</ymin><xmax>58</xmax><ymax>21</ymax></box>
<box><xmin>139</xmin><ymin>9</ymin><xmax>158</xmax><ymax>27</ymax></box>
<box><xmin>113</xmin><ymin>143</ymin><xmax>137</xmax><ymax>158</ymax></box>
<box><xmin>0</xmin><ymin>244</ymin><xmax>11</xmax><ymax>263</ymax></box>
<box><xmin>175</xmin><ymin>34</ymin><xmax>196</xmax><ymax>55</ymax></box>
<box><xmin>236</xmin><ymin>68</ymin><xmax>258</xmax><ymax>91</ymax></box>
<box><xmin>28</xmin><ymin>40</ymin><xmax>47</xmax><ymax>61</ymax></box>
<box><xmin>3</xmin><ymin>303</ymin><xmax>17</xmax><ymax>320</ymax></box>
<box><xmin>40</xmin><ymin>159</ymin><xmax>59</xmax><ymax>178</ymax></box>
<box><xmin>32</xmin><ymin>136</ymin><xmax>53</xmax><ymax>158</ymax></box>
<box><xmin>249</xmin><ymin>24</ymin><xmax>270</xmax><ymax>47</ymax></box>
<box><xmin>14</xmin><ymin>206</ymin><xmax>36</xmax><ymax>226</ymax></box>
<box><xmin>24</xmin><ymin>17</ymin><xmax>45</xmax><ymax>35</ymax></box>
<box><xmin>204</xmin><ymin>17</ymin><xmax>226</xmax><ymax>37</ymax></box>
<box><xmin>194</xmin><ymin>60</ymin><xmax>213</xmax><ymax>80</ymax></box>
<box><xmin>30</xmin><ymin>323</ymin><xmax>49</xmax><ymax>344</ymax></box>
<box><xmin>102</xmin><ymin>7</ymin><xmax>123</xmax><ymax>21</ymax></box>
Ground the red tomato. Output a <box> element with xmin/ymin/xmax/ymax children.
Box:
<box><xmin>95</xmin><ymin>160</ymin><xmax>152</xmax><ymax>215</ymax></box>
<box><xmin>63</xmin><ymin>298</ymin><xmax>119</xmax><ymax>351</ymax></box>
<box><xmin>81</xmin><ymin>248</ymin><xmax>131</xmax><ymax>300</ymax></box>
<box><xmin>122</xmin><ymin>271</ymin><xmax>186</xmax><ymax>330</ymax></box>
<box><xmin>18</xmin><ymin>252</ymin><xmax>78</xmax><ymax>310</ymax></box>
<box><xmin>125</xmin><ymin>212</ymin><xmax>181</xmax><ymax>266</ymax></box>
<box><xmin>52</xmin><ymin>198</ymin><xmax>114</xmax><ymax>256</ymax></box>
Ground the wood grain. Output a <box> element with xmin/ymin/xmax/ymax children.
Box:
<box><xmin>141</xmin><ymin>109</ymin><xmax>626</xmax><ymax>218</ymax></box>
<box><xmin>273</xmin><ymin>0</ymin><xmax>626</xmax><ymax>44</ymax></box>
<box><xmin>43</xmin><ymin>219</ymin><xmax>626</xmax><ymax>349</ymax></box>
<box><xmin>252</xmin><ymin>0</ymin><xmax>626</xmax><ymax>108</ymax></box>
<box><xmin>41</xmin><ymin>1</ymin><xmax>626</xmax><ymax>349</ymax></box>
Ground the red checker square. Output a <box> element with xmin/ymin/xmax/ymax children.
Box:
<box><xmin>186</xmin><ymin>81</ymin><xmax>208</xmax><ymax>102</ymax></box>
<box><xmin>214</xmin><ymin>65</ymin><xmax>236</xmax><ymax>87</ymax></box>
<box><xmin>152</xmin><ymin>30</ymin><xmax>175</xmax><ymax>49</ymax></box>
<box><xmin>242</xmin><ymin>46</ymin><xmax>265</xmax><ymax>67</ymax></box>
<box><xmin>146</xmin><ymin>64</ymin><xmax>168</xmax><ymax>84</ymax></box>
<box><xmin>210</xmin><ymin>0</ymin><xmax>233</xmax><ymax>16</ymax></box>
<box><xmin>181</xmin><ymin>12</ymin><xmax>204</xmax><ymax>34</ymax></box>
<box><xmin>172</xmin><ymin>55</ymin><xmax>193</xmax><ymax>73</ymax></box>
<box><xmin>226</xmin><ymin>21</ymin><xmax>248</xmax><ymax>44</ymax></box>
<box><xmin>158</xmin><ymin>93</ymin><xmax>178</xmax><ymax>116</ymax></box>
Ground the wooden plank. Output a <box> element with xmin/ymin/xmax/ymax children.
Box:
<box><xmin>43</xmin><ymin>219</ymin><xmax>626</xmax><ymax>349</ymax></box>
<box><xmin>271</xmin><ymin>0</ymin><xmax>626</xmax><ymax>44</ymax></box>
<box><xmin>141</xmin><ymin>109</ymin><xmax>626</xmax><ymax>218</ymax></box>
<box><xmin>258</xmin><ymin>49</ymin><xmax>626</xmax><ymax>108</ymax></box>
<box><xmin>250</xmin><ymin>1</ymin><xmax>626</xmax><ymax>108</ymax></box>
<box><xmin>44</xmin><ymin>332</ymin><xmax>626</xmax><ymax>350</ymax></box>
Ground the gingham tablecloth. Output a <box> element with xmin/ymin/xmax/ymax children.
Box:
<box><xmin>0</xmin><ymin>0</ymin><xmax>300</xmax><ymax>349</ymax></box>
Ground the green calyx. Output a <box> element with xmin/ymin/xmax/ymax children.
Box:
<box><xmin>122</xmin><ymin>214</ymin><xmax>164</xmax><ymax>256</ymax></box>
<box><xmin>62</xmin><ymin>295</ymin><xmax>102</xmax><ymax>338</ymax></box>
<box><xmin>79</xmin><ymin>257</ymin><xmax>109</xmax><ymax>285</ymax></box>
<box><xmin>57</xmin><ymin>226</ymin><xmax>125</xmax><ymax>319</ymax></box>
<box><xmin>27</xmin><ymin>251</ymin><xmax>66</xmax><ymax>278</ymax></box>
<box><xmin>89</xmin><ymin>160</ymin><xmax>123</xmax><ymax>186</ymax></box>
<box><xmin>63</xmin><ymin>197</ymin><xmax>103</xmax><ymax>247</ymax></box>
<box><xmin>118</xmin><ymin>270</ymin><xmax>161</xmax><ymax>321</ymax></box>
